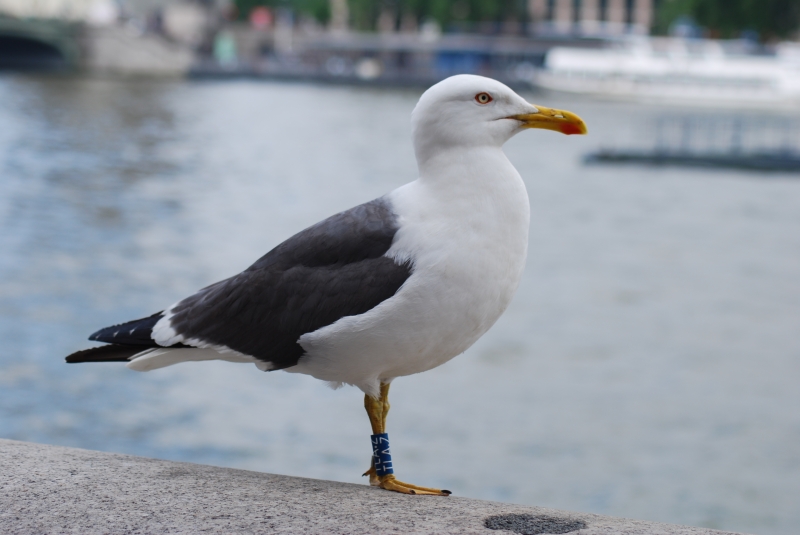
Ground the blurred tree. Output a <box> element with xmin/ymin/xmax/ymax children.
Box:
<box><xmin>693</xmin><ymin>0</ymin><xmax>800</xmax><ymax>39</ymax></box>
<box><xmin>653</xmin><ymin>0</ymin><xmax>693</xmax><ymax>34</ymax></box>
<box><xmin>655</xmin><ymin>0</ymin><xmax>800</xmax><ymax>40</ymax></box>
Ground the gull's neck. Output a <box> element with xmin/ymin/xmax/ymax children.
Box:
<box><xmin>404</xmin><ymin>144</ymin><xmax>530</xmax><ymax>244</ymax></box>
<box><xmin>416</xmin><ymin>145</ymin><xmax>518</xmax><ymax>190</ymax></box>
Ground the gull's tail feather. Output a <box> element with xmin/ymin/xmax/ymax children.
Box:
<box><xmin>65</xmin><ymin>344</ymin><xmax>145</xmax><ymax>363</ymax></box>
<box><xmin>70</xmin><ymin>311</ymin><xmax>195</xmax><ymax>368</ymax></box>
<box><xmin>67</xmin><ymin>310</ymin><xmax>260</xmax><ymax>371</ymax></box>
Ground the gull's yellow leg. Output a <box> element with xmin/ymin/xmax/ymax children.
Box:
<box><xmin>362</xmin><ymin>382</ymin><xmax>451</xmax><ymax>496</ymax></box>
<box><xmin>362</xmin><ymin>384</ymin><xmax>386</xmax><ymax>486</ymax></box>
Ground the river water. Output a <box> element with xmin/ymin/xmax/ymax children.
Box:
<box><xmin>0</xmin><ymin>75</ymin><xmax>798</xmax><ymax>535</ymax></box>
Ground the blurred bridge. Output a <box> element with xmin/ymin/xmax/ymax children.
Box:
<box><xmin>0</xmin><ymin>16</ymin><xmax>82</xmax><ymax>70</ymax></box>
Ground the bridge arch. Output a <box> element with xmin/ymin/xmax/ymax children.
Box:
<box><xmin>0</xmin><ymin>17</ymin><xmax>81</xmax><ymax>71</ymax></box>
<box><xmin>0</xmin><ymin>34</ymin><xmax>67</xmax><ymax>69</ymax></box>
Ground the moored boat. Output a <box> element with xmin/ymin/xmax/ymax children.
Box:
<box><xmin>536</xmin><ymin>36</ymin><xmax>800</xmax><ymax>108</ymax></box>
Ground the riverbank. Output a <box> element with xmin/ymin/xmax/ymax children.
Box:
<box><xmin>0</xmin><ymin>439</ymin><xmax>744</xmax><ymax>534</ymax></box>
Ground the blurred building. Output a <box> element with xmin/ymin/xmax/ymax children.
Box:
<box><xmin>529</xmin><ymin>0</ymin><xmax>654</xmax><ymax>35</ymax></box>
<box><xmin>0</xmin><ymin>0</ymin><xmax>230</xmax><ymax>25</ymax></box>
<box><xmin>0</xmin><ymin>0</ymin><xmax>129</xmax><ymax>24</ymax></box>
<box><xmin>0</xmin><ymin>0</ymin><xmax>218</xmax><ymax>74</ymax></box>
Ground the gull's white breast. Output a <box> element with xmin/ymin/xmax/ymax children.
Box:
<box><xmin>291</xmin><ymin>148</ymin><xmax>530</xmax><ymax>395</ymax></box>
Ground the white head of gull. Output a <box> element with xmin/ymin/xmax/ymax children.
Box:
<box><xmin>65</xmin><ymin>74</ymin><xmax>587</xmax><ymax>496</ymax></box>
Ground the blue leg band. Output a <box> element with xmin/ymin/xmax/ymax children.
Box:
<box><xmin>371</xmin><ymin>433</ymin><xmax>394</xmax><ymax>476</ymax></box>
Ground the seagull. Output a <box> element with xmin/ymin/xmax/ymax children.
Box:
<box><xmin>65</xmin><ymin>74</ymin><xmax>587</xmax><ymax>496</ymax></box>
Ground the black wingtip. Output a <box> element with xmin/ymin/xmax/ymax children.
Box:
<box><xmin>65</xmin><ymin>344</ymin><xmax>143</xmax><ymax>364</ymax></box>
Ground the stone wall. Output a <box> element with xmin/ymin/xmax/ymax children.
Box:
<box><xmin>0</xmin><ymin>439</ymin><xmax>745</xmax><ymax>535</ymax></box>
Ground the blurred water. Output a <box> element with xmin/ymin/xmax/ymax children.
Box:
<box><xmin>0</xmin><ymin>75</ymin><xmax>798</xmax><ymax>535</ymax></box>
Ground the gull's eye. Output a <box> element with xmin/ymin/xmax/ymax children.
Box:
<box><xmin>475</xmin><ymin>92</ymin><xmax>493</xmax><ymax>104</ymax></box>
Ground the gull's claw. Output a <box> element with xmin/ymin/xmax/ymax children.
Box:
<box><xmin>362</xmin><ymin>465</ymin><xmax>381</xmax><ymax>486</ymax></box>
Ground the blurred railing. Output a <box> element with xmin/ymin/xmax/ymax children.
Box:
<box><xmin>586</xmin><ymin>115</ymin><xmax>800</xmax><ymax>172</ymax></box>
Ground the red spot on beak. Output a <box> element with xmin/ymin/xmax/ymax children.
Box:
<box><xmin>560</xmin><ymin>123</ymin><xmax>584</xmax><ymax>135</ymax></box>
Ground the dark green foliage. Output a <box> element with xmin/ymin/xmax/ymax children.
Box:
<box><xmin>693</xmin><ymin>0</ymin><xmax>800</xmax><ymax>39</ymax></box>
<box><xmin>348</xmin><ymin>0</ymin><xmax>379</xmax><ymax>30</ymax></box>
<box><xmin>653</xmin><ymin>0</ymin><xmax>694</xmax><ymax>34</ymax></box>
<box><xmin>298</xmin><ymin>0</ymin><xmax>331</xmax><ymax>22</ymax></box>
<box><xmin>655</xmin><ymin>0</ymin><xmax>800</xmax><ymax>39</ymax></box>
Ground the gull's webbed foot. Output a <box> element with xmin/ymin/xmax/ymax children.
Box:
<box><xmin>364</xmin><ymin>464</ymin><xmax>449</xmax><ymax>495</ymax></box>
<box><xmin>378</xmin><ymin>474</ymin><xmax>451</xmax><ymax>496</ymax></box>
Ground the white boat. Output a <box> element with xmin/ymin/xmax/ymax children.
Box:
<box><xmin>535</xmin><ymin>36</ymin><xmax>800</xmax><ymax>108</ymax></box>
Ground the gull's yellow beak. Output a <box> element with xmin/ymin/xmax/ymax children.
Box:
<box><xmin>509</xmin><ymin>105</ymin><xmax>588</xmax><ymax>136</ymax></box>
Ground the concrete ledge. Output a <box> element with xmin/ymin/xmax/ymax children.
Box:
<box><xmin>0</xmin><ymin>439</ymin><xmax>744</xmax><ymax>535</ymax></box>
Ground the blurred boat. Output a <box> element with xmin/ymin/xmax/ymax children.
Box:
<box><xmin>536</xmin><ymin>37</ymin><xmax>800</xmax><ymax>108</ymax></box>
